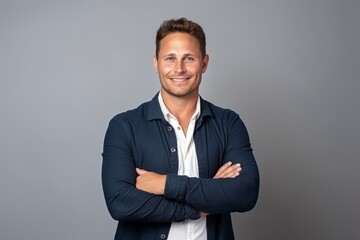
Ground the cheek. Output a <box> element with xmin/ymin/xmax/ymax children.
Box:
<box><xmin>160</xmin><ymin>65</ymin><xmax>173</xmax><ymax>75</ymax></box>
<box><xmin>186</xmin><ymin>62</ymin><xmax>202</xmax><ymax>70</ymax></box>
<box><xmin>188</xmin><ymin>65</ymin><xmax>203</xmax><ymax>75</ymax></box>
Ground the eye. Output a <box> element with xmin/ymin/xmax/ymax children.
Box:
<box><xmin>164</xmin><ymin>56</ymin><xmax>176</xmax><ymax>62</ymax></box>
<box><xmin>184</xmin><ymin>56</ymin><xmax>195</xmax><ymax>62</ymax></box>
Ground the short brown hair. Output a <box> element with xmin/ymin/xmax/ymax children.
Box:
<box><xmin>155</xmin><ymin>17</ymin><xmax>206</xmax><ymax>58</ymax></box>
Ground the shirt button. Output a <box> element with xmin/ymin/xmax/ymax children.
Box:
<box><xmin>170</xmin><ymin>147</ymin><xmax>176</xmax><ymax>153</ymax></box>
<box><xmin>160</xmin><ymin>233</ymin><xmax>166</xmax><ymax>239</ymax></box>
<box><xmin>177</xmin><ymin>126</ymin><xmax>181</xmax><ymax>130</ymax></box>
<box><xmin>167</xmin><ymin>126</ymin><xmax>173</xmax><ymax>131</ymax></box>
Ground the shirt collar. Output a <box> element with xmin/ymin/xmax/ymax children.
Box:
<box><xmin>147</xmin><ymin>92</ymin><xmax>212</xmax><ymax>121</ymax></box>
<box><xmin>158</xmin><ymin>91</ymin><xmax>201</xmax><ymax>122</ymax></box>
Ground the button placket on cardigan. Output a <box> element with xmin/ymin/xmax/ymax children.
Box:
<box><xmin>166</xmin><ymin>122</ymin><xmax>179</xmax><ymax>174</ymax></box>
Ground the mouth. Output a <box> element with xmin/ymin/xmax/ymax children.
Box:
<box><xmin>169</xmin><ymin>76</ymin><xmax>191</xmax><ymax>82</ymax></box>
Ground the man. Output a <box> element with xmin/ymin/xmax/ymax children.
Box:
<box><xmin>102</xmin><ymin>17</ymin><xmax>259</xmax><ymax>240</ymax></box>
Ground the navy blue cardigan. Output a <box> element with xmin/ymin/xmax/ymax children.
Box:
<box><xmin>102</xmin><ymin>93</ymin><xmax>259</xmax><ymax>240</ymax></box>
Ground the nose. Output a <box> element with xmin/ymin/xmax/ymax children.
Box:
<box><xmin>174</xmin><ymin>61</ymin><xmax>185</xmax><ymax>73</ymax></box>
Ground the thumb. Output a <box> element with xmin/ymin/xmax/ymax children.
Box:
<box><xmin>136</xmin><ymin>168</ymin><xmax>146</xmax><ymax>175</ymax></box>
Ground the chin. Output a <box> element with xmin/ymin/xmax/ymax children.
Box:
<box><xmin>169</xmin><ymin>89</ymin><xmax>198</xmax><ymax>98</ymax></box>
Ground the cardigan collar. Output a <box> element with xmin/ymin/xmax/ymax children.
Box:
<box><xmin>147</xmin><ymin>92</ymin><xmax>213</xmax><ymax>122</ymax></box>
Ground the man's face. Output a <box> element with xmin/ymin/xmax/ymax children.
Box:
<box><xmin>153</xmin><ymin>32</ymin><xmax>209</xmax><ymax>99</ymax></box>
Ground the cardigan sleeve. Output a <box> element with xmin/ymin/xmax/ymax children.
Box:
<box><xmin>102</xmin><ymin>116</ymin><xmax>200</xmax><ymax>222</ymax></box>
<box><xmin>164</xmin><ymin>112</ymin><xmax>260</xmax><ymax>214</ymax></box>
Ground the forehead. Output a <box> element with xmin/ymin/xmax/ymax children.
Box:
<box><xmin>159</xmin><ymin>32</ymin><xmax>201</xmax><ymax>54</ymax></box>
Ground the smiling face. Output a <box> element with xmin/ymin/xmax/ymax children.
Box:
<box><xmin>153</xmin><ymin>32</ymin><xmax>209</xmax><ymax>100</ymax></box>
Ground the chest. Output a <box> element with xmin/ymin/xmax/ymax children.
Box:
<box><xmin>131</xmin><ymin>120</ymin><xmax>226</xmax><ymax>178</ymax></box>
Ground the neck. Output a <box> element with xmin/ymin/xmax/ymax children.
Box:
<box><xmin>161</xmin><ymin>89</ymin><xmax>198</xmax><ymax>132</ymax></box>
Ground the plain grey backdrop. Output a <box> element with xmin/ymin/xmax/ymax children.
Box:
<box><xmin>1</xmin><ymin>0</ymin><xmax>359</xmax><ymax>239</ymax></box>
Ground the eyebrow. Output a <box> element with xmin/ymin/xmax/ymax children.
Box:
<box><xmin>161</xmin><ymin>53</ymin><xmax>197</xmax><ymax>58</ymax></box>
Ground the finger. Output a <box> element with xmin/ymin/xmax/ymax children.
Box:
<box><xmin>136</xmin><ymin>168</ymin><xmax>147</xmax><ymax>175</ymax></box>
<box><xmin>220</xmin><ymin>163</ymin><xmax>240</xmax><ymax>175</ymax></box>
<box><xmin>214</xmin><ymin>162</ymin><xmax>233</xmax><ymax>178</ymax></box>
<box><xmin>215</xmin><ymin>164</ymin><xmax>241</xmax><ymax>178</ymax></box>
<box><xmin>214</xmin><ymin>161</ymin><xmax>232</xmax><ymax>178</ymax></box>
<box><xmin>225</xmin><ymin>163</ymin><xmax>241</xmax><ymax>175</ymax></box>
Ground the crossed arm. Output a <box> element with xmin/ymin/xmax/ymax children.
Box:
<box><xmin>135</xmin><ymin>161</ymin><xmax>242</xmax><ymax>195</ymax></box>
<box><xmin>135</xmin><ymin>162</ymin><xmax>242</xmax><ymax>217</ymax></box>
<box><xmin>102</xmin><ymin>115</ymin><xmax>259</xmax><ymax>222</ymax></box>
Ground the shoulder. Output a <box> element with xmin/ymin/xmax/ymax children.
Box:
<box><xmin>109</xmin><ymin>93</ymin><xmax>163</xmax><ymax>127</ymax></box>
<box><xmin>201</xmin><ymin>98</ymin><xmax>240</xmax><ymax>122</ymax></box>
<box><xmin>109</xmin><ymin>100</ymin><xmax>152</xmax><ymax>130</ymax></box>
<box><xmin>200</xmin><ymin>99</ymin><xmax>250</xmax><ymax>139</ymax></box>
<box><xmin>104</xmin><ymin>100</ymin><xmax>152</xmax><ymax>140</ymax></box>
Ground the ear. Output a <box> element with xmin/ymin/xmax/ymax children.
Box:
<box><xmin>202</xmin><ymin>54</ymin><xmax>209</xmax><ymax>73</ymax></box>
<box><xmin>153</xmin><ymin>55</ymin><xmax>159</xmax><ymax>73</ymax></box>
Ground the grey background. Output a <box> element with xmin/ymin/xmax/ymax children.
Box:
<box><xmin>1</xmin><ymin>0</ymin><xmax>359</xmax><ymax>239</ymax></box>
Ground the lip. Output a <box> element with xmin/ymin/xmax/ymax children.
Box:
<box><xmin>169</xmin><ymin>76</ymin><xmax>191</xmax><ymax>82</ymax></box>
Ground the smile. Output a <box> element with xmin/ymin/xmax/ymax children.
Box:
<box><xmin>169</xmin><ymin>77</ymin><xmax>191</xmax><ymax>82</ymax></box>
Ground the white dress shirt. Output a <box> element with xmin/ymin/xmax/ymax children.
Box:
<box><xmin>158</xmin><ymin>92</ymin><xmax>207</xmax><ymax>240</ymax></box>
